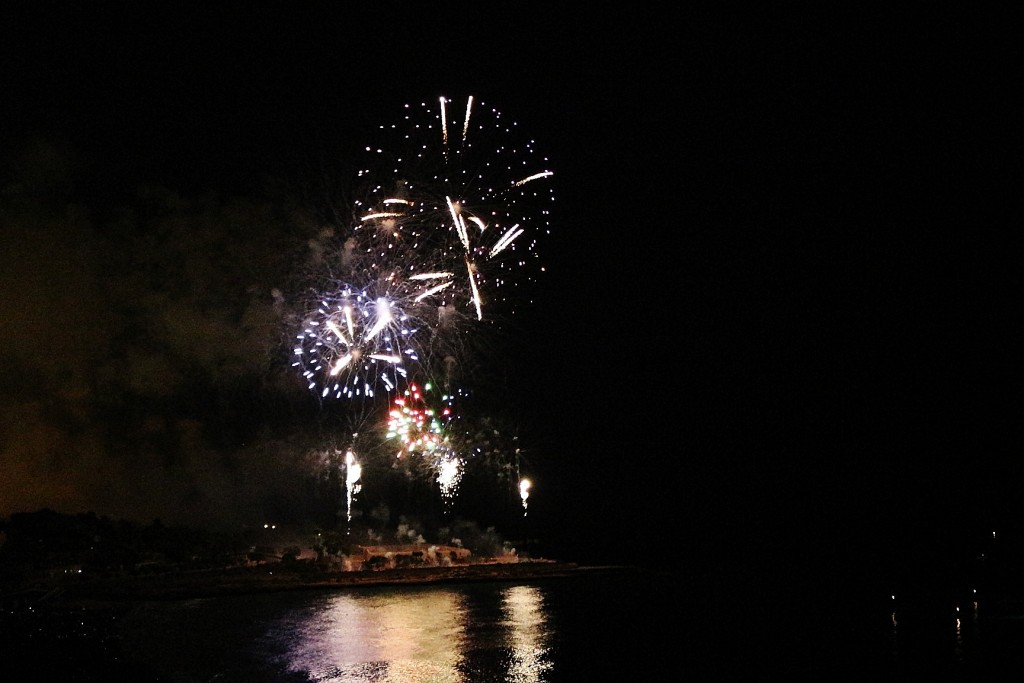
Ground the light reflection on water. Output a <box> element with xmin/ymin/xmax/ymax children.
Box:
<box><xmin>503</xmin><ymin>585</ymin><xmax>552</xmax><ymax>681</ymax></box>
<box><xmin>112</xmin><ymin>567</ymin><xmax>1024</xmax><ymax>679</ymax></box>
<box><xmin>104</xmin><ymin>566</ymin><xmax>1024</xmax><ymax>679</ymax></box>
<box><xmin>270</xmin><ymin>584</ymin><xmax>552</xmax><ymax>683</ymax></box>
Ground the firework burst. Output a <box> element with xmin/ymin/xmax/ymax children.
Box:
<box><xmin>356</xmin><ymin>95</ymin><xmax>555</xmax><ymax>321</ymax></box>
<box><xmin>386</xmin><ymin>382</ymin><xmax>465</xmax><ymax>504</ymax></box>
<box><xmin>291</xmin><ymin>96</ymin><xmax>552</xmax><ymax>527</ymax></box>
<box><xmin>292</xmin><ymin>282</ymin><xmax>419</xmax><ymax>399</ymax></box>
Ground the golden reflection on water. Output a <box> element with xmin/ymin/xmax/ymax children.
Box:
<box><xmin>281</xmin><ymin>585</ymin><xmax>552</xmax><ymax>682</ymax></box>
<box><xmin>503</xmin><ymin>585</ymin><xmax>553</xmax><ymax>681</ymax></box>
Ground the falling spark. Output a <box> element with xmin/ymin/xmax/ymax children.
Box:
<box><xmin>364</xmin><ymin>298</ymin><xmax>393</xmax><ymax>340</ymax></box>
<box><xmin>489</xmin><ymin>225</ymin><xmax>523</xmax><ymax>258</ymax></box>
<box><xmin>360</xmin><ymin>212</ymin><xmax>405</xmax><ymax>221</ymax></box>
<box><xmin>440</xmin><ymin>96</ymin><xmax>449</xmax><ymax>149</ymax></box>
<box><xmin>409</xmin><ymin>272</ymin><xmax>454</xmax><ymax>281</ymax></box>
<box><xmin>462</xmin><ymin>95</ymin><xmax>473</xmax><ymax>145</ymax></box>
<box><xmin>513</xmin><ymin>171</ymin><xmax>554</xmax><ymax>186</ymax></box>
<box><xmin>414</xmin><ymin>280</ymin><xmax>454</xmax><ymax>302</ymax></box>
<box><xmin>325</xmin><ymin>319</ymin><xmax>350</xmax><ymax>346</ymax></box>
<box><xmin>467</xmin><ymin>258</ymin><xmax>483</xmax><ymax>320</ymax></box>
<box><xmin>329</xmin><ymin>354</ymin><xmax>353</xmax><ymax>376</ymax></box>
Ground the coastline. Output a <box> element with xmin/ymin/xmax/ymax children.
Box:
<box><xmin>1</xmin><ymin>561</ymin><xmax>647</xmax><ymax>682</ymax></box>
<box><xmin>56</xmin><ymin>560</ymin><xmax>639</xmax><ymax>603</ymax></box>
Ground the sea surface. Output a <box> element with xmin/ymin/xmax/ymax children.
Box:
<box><xmin>9</xmin><ymin>563</ymin><xmax>1024</xmax><ymax>681</ymax></box>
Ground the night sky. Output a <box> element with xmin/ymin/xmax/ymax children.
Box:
<box><xmin>1</xmin><ymin>6</ymin><xmax>1016</xmax><ymax>573</ymax></box>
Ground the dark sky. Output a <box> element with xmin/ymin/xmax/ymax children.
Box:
<box><xmin>1</xmin><ymin>5</ymin><xmax>1017</xmax><ymax>569</ymax></box>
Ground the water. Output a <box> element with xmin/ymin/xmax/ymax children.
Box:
<box><xmin>116</xmin><ymin>569</ymin><xmax>683</xmax><ymax>682</ymax></box>
<box><xmin>14</xmin><ymin>565</ymin><xmax>1024</xmax><ymax>680</ymax></box>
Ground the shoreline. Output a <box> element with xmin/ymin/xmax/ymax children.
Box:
<box><xmin>1</xmin><ymin>561</ymin><xmax>646</xmax><ymax>681</ymax></box>
<box><xmin>52</xmin><ymin>560</ymin><xmax>639</xmax><ymax>603</ymax></box>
